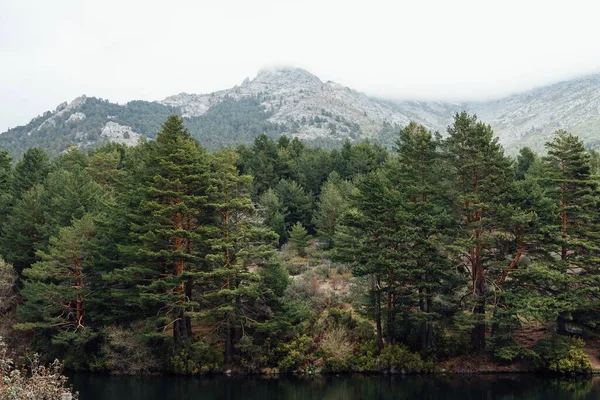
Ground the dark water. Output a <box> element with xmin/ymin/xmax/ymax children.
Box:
<box><xmin>69</xmin><ymin>373</ymin><xmax>600</xmax><ymax>400</ymax></box>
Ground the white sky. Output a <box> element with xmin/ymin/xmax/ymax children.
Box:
<box><xmin>2</xmin><ymin>0</ymin><xmax>600</xmax><ymax>130</ymax></box>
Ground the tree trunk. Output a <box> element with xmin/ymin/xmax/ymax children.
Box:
<box><xmin>386</xmin><ymin>291</ymin><xmax>394</xmax><ymax>344</ymax></box>
<box><xmin>557</xmin><ymin>313</ymin><xmax>569</xmax><ymax>336</ymax></box>
<box><xmin>471</xmin><ymin>259</ymin><xmax>486</xmax><ymax>350</ymax></box>
<box><xmin>224</xmin><ymin>321</ymin><xmax>233</xmax><ymax>364</ymax></box>
<box><xmin>421</xmin><ymin>294</ymin><xmax>433</xmax><ymax>352</ymax></box>
<box><xmin>375</xmin><ymin>277</ymin><xmax>384</xmax><ymax>350</ymax></box>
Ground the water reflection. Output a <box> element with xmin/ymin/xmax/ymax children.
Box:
<box><xmin>69</xmin><ymin>373</ymin><xmax>600</xmax><ymax>400</ymax></box>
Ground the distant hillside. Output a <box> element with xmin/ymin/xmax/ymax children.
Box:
<box><xmin>2</xmin><ymin>67</ymin><xmax>600</xmax><ymax>159</ymax></box>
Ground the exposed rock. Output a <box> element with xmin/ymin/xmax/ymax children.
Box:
<box><xmin>100</xmin><ymin>122</ymin><xmax>142</xmax><ymax>146</ymax></box>
<box><xmin>27</xmin><ymin>95</ymin><xmax>88</xmax><ymax>136</ymax></box>
<box><xmin>66</xmin><ymin>112</ymin><xmax>86</xmax><ymax>123</ymax></box>
<box><xmin>8</xmin><ymin>67</ymin><xmax>600</xmax><ymax>154</ymax></box>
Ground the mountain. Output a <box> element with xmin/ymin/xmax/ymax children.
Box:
<box><xmin>2</xmin><ymin>67</ymin><xmax>600</xmax><ymax>159</ymax></box>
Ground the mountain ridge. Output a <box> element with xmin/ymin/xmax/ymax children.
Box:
<box><xmin>2</xmin><ymin>66</ymin><xmax>600</xmax><ymax>158</ymax></box>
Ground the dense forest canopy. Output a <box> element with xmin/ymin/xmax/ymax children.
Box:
<box><xmin>0</xmin><ymin>113</ymin><xmax>599</xmax><ymax>376</ymax></box>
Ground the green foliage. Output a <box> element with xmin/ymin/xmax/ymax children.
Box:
<box><xmin>16</xmin><ymin>215</ymin><xmax>96</xmax><ymax>336</ymax></box>
<box><xmin>377</xmin><ymin>344</ymin><xmax>430</xmax><ymax>373</ymax></box>
<box><xmin>533</xmin><ymin>335</ymin><xmax>592</xmax><ymax>374</ymax></box>
<box><xmin>11</xmin><ymin>147</ymin><xmax>49</xmax><ymax>199</ymax></box>
<box><xmin>289</xmin><ymin>222</ymin><xmax>309</xmax><ymax>257</ymax></box>
<box><xmin>185</xmin><ymin>97</ymin><xmax>287</xmax><ymax>150</ymax></box>
<box><xmin>276</xmin><ymin>334</ymin><xmax>314</xmax><ymax>372</ymax></box>
<box><xmin>490</xmin><ymin>337</ymin><xmax>535</xmax><ymax>364</ymax></box>
<box><xmin>258</xmin><ymin>188</ymin><xmax>287</xmax><ymax>245</ymax></box>
<box><xmin>168</xmin><ymin>341</ymin><xmax>223</xmax><ymax>374</ymax></box>
<box><xmin>4</xmin><ymin>113</ymin><xmax>600</xmax><ymax>377</ymax></box>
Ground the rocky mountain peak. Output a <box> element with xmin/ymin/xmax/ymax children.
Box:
<box><xmin>253</xmin><ymin>67</ymin><xmax>323</xmax><ymax>88</ymax></box>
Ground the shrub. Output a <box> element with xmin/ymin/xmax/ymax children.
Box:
<box><xmin>377</xmin><ymin>344</ymin><xmax>430</xmax><ymax>373</ymax></box>
<box><xmin>320</xmin><ymin>327</ymin><xmax>354</xmax><ymax>372</ymax></box>
<box><xmin>0</xmin><ymin>336</ymin><xmax>78</xmax><ymax>399</ymax></box>
<box><xmin>491</xmin><ymin>339</ymin><xmax>534</xmax><ymax>364</ymax></box>
<box><xmin>236</xmin><ymin>335</ymin><xmax>271</xmax><ymax>371</ymax></box>
<box><xmin>277</xmin><ymin>335</ymin><xmax>314</xmax><ymax>372</ymax></box>
<box><xmin>100</xmin><ymin>326</ymin><xmax>158</xmax><ymax>375</ymax></box>
<box><xmin>168</xmin><ymin>340</ymin><xmax>223</xmax><ymax>375</ymax></box>
<box><xmin>354</xmin><ymin>340</ymin><xmax>379</xmax><ymax>372</ymax></box>
<box><xmin>533</xmin><ymin>335</ymin><xmax>592</xmax><ymax>374</ymax></box>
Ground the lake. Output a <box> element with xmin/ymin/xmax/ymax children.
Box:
<box><xmin>69</xmin><ymin>374</ymin><xmax>600</xmax><ymax>399</ymax></box>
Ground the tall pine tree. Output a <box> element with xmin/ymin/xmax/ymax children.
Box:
<box><xmin>110</xmin><ymin>115</ymin><xmax>212</xmax><ymax>342</ymax></box>
<box><xmin>444</xmin><ymin>112</ymin><xmax>513</xmax><ymax>350</ymax></box>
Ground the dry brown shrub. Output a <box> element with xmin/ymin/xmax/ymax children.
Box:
<box><xmin>0</xmin><ymin>336</ymin><xmax>77</xmax><ymax>400</ymax></box>
<box><xmin>101</xmin><ymin>326</ymin><xmax>158</xmax><ymax>375</ymax></box>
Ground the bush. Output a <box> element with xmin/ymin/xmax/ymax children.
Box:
<box><xmin>100</xmin><ymin>326</ymin><xmax>158</xmax><ymax>375</ymax></box>
<box><xmin>0</xmin><ymin>336</ymin><xmax>78</xmax><ymax>399</ymax></box>
<box><xmin>285</xmin><ymin>272</ymin><xmax>328</xmax><ymax>309</ymax></box>
<box><xmin>533</xmin><ymin>335</ymin><xmax>592</xmax><ymax>374</ymax></box>
<box><xmin>168</xmin><ymin>340</ymin><xmax>223</xmax><ymax>375</ymax></box>
<box><xmin>236</xmin><ymin>335</ymin><xmax>271</xmax><ymax>371</ymax></box>
<box><xmin>354</xmin><ymin>340</ymin><xmax>379</xmax><ymax>372</ymax></box>
<box><xmin>491</xmin><ymin>339</ymin><xmax>534</xmax><ymax>364</ymax></box>
<box><xmin>377</xmin><ymin>344</ymin><xmax>430</xmax><ymax>373</ymax></box>
<box><xmin>277</xmin><ymin>335</ymin><xmax>314</xmax><ymax>372</ymax></box>
<box><xmin>320</xmin><ymin>327</ymin><xmax>354</xmax><ymax>372</ymax></box>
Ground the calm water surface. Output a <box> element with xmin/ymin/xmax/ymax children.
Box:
<box><xmin>69</xmin><ymin>374</ymin><xmax>600</xmax><ymax>400</ymax></box>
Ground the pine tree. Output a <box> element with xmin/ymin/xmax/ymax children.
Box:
<box><xmin>110</xmin><ymin>115</ymin><xmax>212</xmax><ymax>342</ymax></box>
<box><xmin>0</xmin><ymin>148</ymin><xmax>12</xmax><ymax>231</ymax></box>
<box><xmin>541</xmin><ymin>130</ymin><xmax>600</xmax><ymax>333</ymax></box>
<box><xmin>199</xmin><ymin>150</ymin><xmax>278</xmax><ymax>363</ymax></box>
<box><xmin>289</xmin><ymin>222</ymin><xmax>309</xmax><ymax>257</ymax></box>
<box><xmin>275</xmin><ymin>179</ymin><xmax>312</xmax><ymax>232</ymax></box>
<box><xmin>515</xmin><ymin>147</ymin><xmax>537</xmax><ymax>180</ymax></box>
<box><xmin>258</xmin><ymin>188</ymin><xmax>287</xmax><ymax>245</ymax></box>
<box><xmin>12</xmin><ymin>148</ymin><xmax>49</xmax><ymax>199</ymax></box>
<box><xmin>0</xmin><ymin>185</ymin><xmax>46</xmax><ymax>275</ymax></box>
<box><xmin>313</xmin><ymin>172</ymin><xmax>353</xmax><ymax>249</ymax></box>
<box><xmin>17</xmin><ymin>215</ymin><xmax>95</xmax><ymax>333</ymax></box>
<box><xmin>444</xmin><ymin>112</ymin><xmax>513</xmax><ymax>350</ymax></box>
<box><xmin>334</xmin><ymin>170</ymin><xmax>402</xmax><ymax>349</ymax></box>
<box><xmin>389</xmin><ymin>122</ymin><xmax>455</xmax><ymax>352</ymax></box>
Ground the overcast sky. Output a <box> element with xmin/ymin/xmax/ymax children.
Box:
<box><xmin>2</xmin><ymin>0</ymin><xmax>600</xmax><ymax>130</ymax></box>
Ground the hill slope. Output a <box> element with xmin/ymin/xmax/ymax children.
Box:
<box><xmin>2</xmin><ymin>67</ymin><xmax>600</xmax><ymax>158</ymax></box>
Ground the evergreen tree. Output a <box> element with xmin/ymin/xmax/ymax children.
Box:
<box><xmin>515</xmin><ymin>147</ymin><xmax>537</xmax><ymax>180</ymax></box>
<box><xmin>17</xmin><ymin>215</ymin><xmax>95</xmax><ymax>333</ymax></box>
<box><xmin>12</xmin><ymin>147</ymin><xmax>49</xmax><ymax>199</ymax></box>
<box><xmin>200</xmin><ymin>150</ymin><xmax>278</xmax><ymax>362</ymax></box>
<box><xmin>289</xmin><ymin>222</ymin><xmax>309</xmax><ymax>257</ymax></box>
<box><xmin>0</xmin><ymin>185</ymin><xmax>46</xmax><ymax>275</ymax></box>
<box><xmin>110</xmin><ymin>115</ymin><xmax>212</xmax><ymax>342</ymax></box>
<box><xmin>258</xmin><ymin>188</ymin><xmax>287</xmax><ymax>245</ymax></box>
<box><xmin>39</xmin><ymin>167</ymin><xmax>103</xmax><ymax>246</ymax></box>
<box><xmin>0</xmin><ymin>148</ymin><xmax>12</xmax><ymax>231</ymax></box>
<box><xmin>389</xmin><ymin>122</ymin><xmax>455</xmax><ymax>352</ymax></box>
<box><xmin>275</xmin><ymin>179</ymin><xmax>313</xmax><ymax>232</ymax></box>
<box><xmin>444</xmin><ymin>112</ymin><xmax>513</xmax><ymax>350</ymax></box>
<box><xmin>313</xmin><ymin>173</ymin><xmax>353</xmax><ymax>249</ymax></box>
<box><xmin>541</xmin><ymin>130</ymin><xmax>600</xmax><ymax>333</ymax></box>
<box><xmin>334</xmin><ymin>170</ymin><xmax>402</xmax><ymax>349</ymax></box>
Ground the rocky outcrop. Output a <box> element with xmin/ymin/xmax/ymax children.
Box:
<box><xmin>7</xmin><ymin>67</ymin><xmax>600</xmax><ymax>155</ymax></box>
<box><xmin>66</xmin><ymin>112</ymin><xmax>86</xmax><ymax>123</ymax></box>
<box><xmin>100</xmin><ymin>122</ymin><xmax>142</xmax><ymax>146</ymax></box>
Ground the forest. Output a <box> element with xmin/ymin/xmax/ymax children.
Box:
<box><xmin>1</xmin><ymin>112</ymin><xmax>599</xmax><ymax>377</ymax></box>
